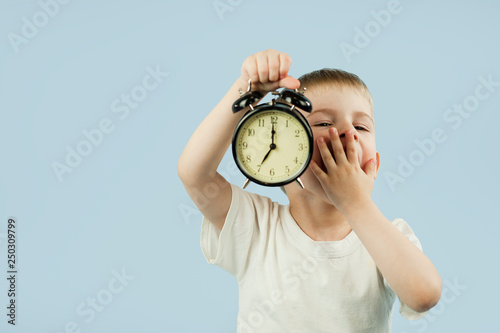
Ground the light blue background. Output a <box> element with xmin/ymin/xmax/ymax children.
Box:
<box><xmin>0</xmin><ymin>0</ymin><xmax>499</xmax><ymax>332</ymax></box>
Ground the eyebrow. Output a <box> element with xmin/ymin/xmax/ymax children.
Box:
<box><xmin>310</xmin><ymin>109</ymin><xmax>374</xmax><ymax>125</ymax></box>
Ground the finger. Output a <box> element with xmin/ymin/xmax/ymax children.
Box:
<box><xmin>256</xmin><ymin>53</ymin><xmax>270</xmax><ymax>84</ymax></box>
<box><xmin>278</xmin><ymin>53</ymin><xmax>291</xmax><ymax>79</ymax></box>
<box><xmin>362</xmin><ymin>159</ymin><xmax>377</xmax><ymax>178</ymax></box>
<box><xmin>277</xmin><ymin>53</ymin><xmax>300</xmax><ymax>89</ymax></box>
<box><xmin>241</xmin><ymin>56</ymin><xmax>259</xmax><ymax>87</ymax></box>
<box><xmin>345</xmin><ymin>130</ymin><xmax>360</xmax><ymax>167</ymax></box>
<box><xmin>268</xmin><ymin>53</ymin><xmax>280</xmax><ymax>82</ymax></box>
<box><xmin>329</xmin><ymin>128</ymin><xmax>348</xmax><ymax>165</ymax></box>
<box><xmin>317</xmin><ymin>137</ymin><xmax>336</xmax><ymax>172</ymax></box>
<box><xmin>279</xmin><ymin>76</ymin><xmax>301</xmax><ymax>90</ymax></box>
<box><xmin>309</xmin><ymin>159</ymin><xmax>327</xmax><ymax>182</ymax></box>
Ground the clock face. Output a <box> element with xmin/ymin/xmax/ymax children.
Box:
<box><xmin>233</xmin><ymin>106</ymin><xmax>313</xmax><ymax>186</ymax></box>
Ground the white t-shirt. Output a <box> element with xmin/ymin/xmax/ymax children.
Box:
<box><xmin>200</xmin><ymin>183</ymin><xmax>428</xmax><ymax>333</ymax></box>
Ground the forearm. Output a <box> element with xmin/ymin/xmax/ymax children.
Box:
<box><xmin>344</xmin><ymin>201</ymin><xmax>442</xmax><ymax>312</ymax></box>
<box><xmin>178</xmin><ymin>77</ymin><xmax>264</xmax><ymax>184</ymax></box>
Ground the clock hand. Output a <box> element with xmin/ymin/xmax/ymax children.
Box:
<box><xmin>260</xmin><ymin>123</ymin><xmax>277</xmax><ymax>165</ymax></box>
<box><xmin>271</xmin><ymin>122</ymin><xmax>276</xmax><ymax>145</ymax></box>
<box><xmin>260</xmin><ymin>148</ymin><xmax>272</xmax><ymax>165</ymax></box>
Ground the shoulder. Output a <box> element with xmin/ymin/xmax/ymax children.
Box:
<box><xmin>230</xmin><ymin>184</ymin><xmax>283</xmax><ymax>211</ymax></box>
<box><xmin>390</xmin><ymin>217</ymin><xmax>413</xmax><ymax>231</ymax></box>
<box><xmin>390</xmin><ymin>217</ymin><xmax>424</xmax><ymax>251</ymax></box>
<box><xmin>222</xmin><ymin>184</ymin><xmax>286</xmax><ymax>229</ymax></box>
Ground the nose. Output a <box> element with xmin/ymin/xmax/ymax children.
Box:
<box><xmin>337</xmin><ymin>128</ymin><xmax>359</xmax><ymax>151</ymax></box>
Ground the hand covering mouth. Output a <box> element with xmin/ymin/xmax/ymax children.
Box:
<box><xmin>328</xmin><ymin>143</ymin><xmax>362</xmax><ymax>165</ymax></box>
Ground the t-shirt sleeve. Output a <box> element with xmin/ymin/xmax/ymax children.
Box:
<box><xmin>385</xmin><ymin>218</ymin><xmax>430</xmax><ymax>321</ymax></box>
<box><xmin>200</xmin><ymin>183</ymin><xmax>273</xmax><ymax>281</ymax></box>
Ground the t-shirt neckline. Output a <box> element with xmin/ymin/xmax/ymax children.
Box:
<box><xmin>282</xmin><ymin>205</ymin><xmax>362</xmax><ymax>258</ymax></box>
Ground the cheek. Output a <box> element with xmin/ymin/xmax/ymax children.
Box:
<box><xmin>359</xmin><ymin>143</ymin><xmax>376</xmax><ymax>164</ymax></box>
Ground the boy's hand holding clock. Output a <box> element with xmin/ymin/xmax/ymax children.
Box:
<box><xmin>232</xmin><ymin>50</ymin><xmax>314</xmax><ymax>189</ymax></box>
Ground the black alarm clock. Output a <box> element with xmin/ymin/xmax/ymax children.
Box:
<box><xmin>231</xmin><ymin>79</ymin><xmax>313</xmax><ymax>189</ymax></box>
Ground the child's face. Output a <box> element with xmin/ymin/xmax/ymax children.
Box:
<box><xmin>296</xmin><ymin>84</ymin><xmax>379</xmax><ymax>196</ymax></box>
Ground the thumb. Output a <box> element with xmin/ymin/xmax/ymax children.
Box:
<box><xmin>364</xmin><ymin>159</ymin><xmax>377</xmax><ymax>178</ymax></box>
<box><xmin>278</xmin><ymin>76</ymin><xmax>301</xmax><ymax>90</ymax></box>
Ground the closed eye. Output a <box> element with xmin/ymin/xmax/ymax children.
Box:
<box><xmin>314</xmin><ymin>124</ymin><xmax>369</xmax><ymax>131</ymax></box>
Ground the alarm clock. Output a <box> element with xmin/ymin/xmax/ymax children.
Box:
<box><xmin>231</xmin><ymin>79</ymin><xmax>313</xmax><ymax>189</ymax></box>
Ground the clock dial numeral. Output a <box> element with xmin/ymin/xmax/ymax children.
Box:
<box><xmin>271</xmin><ymin>116</ymin><xmax>278</xmax><ymax>124</ymax></box>
<box><xmin>257</xmin><ymin>164</ymin><xmax>262</xmax><ymax>172</ymax></box>
<box><xmin>294</xmin><ymin>157</ymin><xmax>298</xmax><ymax>164</ymax></box>
<box><xmin>246</xmin><ymin>155</ymin><xmax>252</xmax><ymax>163</ymax></box>
<box><xmin>270</xmin><ymin>168</ymin><xmax>275</xmax><ymax>176</ymax></box>
<box><xmin>248</xmin><ymin>129</ymin><xmax>255</xmax><ymax>136</ymax></box>
<box><xmin>285</xmin><ymin>166</ymin><xmax>290</xmax><ymax>173</ymax></box>
<box><xmin>242</xmin><ymin>142</ymin><xmax>248</xmax><ymax>149</ymax></box>
<box><xmin>259</xmin><ymin>119</ymin><xmax>265</xmax><ymax>127</ymax></box>
<box><xmin>295</xmin><ymin>129</ymin><xmax>300</xmax><ymax>137</ymax></box>
<box><xmin>298</xmin><ymin>143</ymin><xmax>303</xmax><ymax>151</ymax></box>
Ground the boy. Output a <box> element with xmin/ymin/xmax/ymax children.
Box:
<box><xmin>177</xmin><ymin>49</ymin><xmax>441</xmax><ymax>332</ymax></box>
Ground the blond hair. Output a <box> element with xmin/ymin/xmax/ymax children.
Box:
<box><xmin>298</xmin><ymin>68</ymin><xmax>374</xmax><ymax>119</ymax></box>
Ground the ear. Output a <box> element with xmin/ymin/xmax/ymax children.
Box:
<box><xmin>374</xmin><ymin>152</ymin><xmax>380</xmax><ymax>179</ymax></box>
